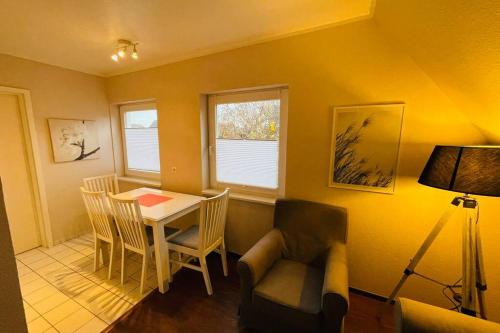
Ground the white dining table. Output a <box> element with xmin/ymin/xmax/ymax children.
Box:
<box><xmin>113</xmin><ymin>187</ymin><xmax>204</xmax><ymax>293</ymax></box>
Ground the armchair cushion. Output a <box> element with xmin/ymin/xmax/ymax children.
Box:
<box><xmin>254</xmin><ymin>259</ymin><xmax>323</xmax><ymax>314</ymax></box>
<box><xmin>252</xmin><ymin>259</ymin><xmax>323</xmax><ymax>333</ymax></box>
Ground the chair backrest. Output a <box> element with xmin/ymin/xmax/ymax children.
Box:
<box><xmin>108</xmin><ymin>194</ymin><xmax>148</xmax><ymax>253</ymax></box>
<box><xmin>274</xmin><ymin>199</ymin><xmax>348</xmax><ymax>265</ymax></box>
<box><xmin>83</xmin><ymin>174</ymin><xmax>119</xmax><ymax>194</ymax></box>
<box><xmin>80</xmin><ymin>187</ymin><xmax>117</xmax><ymax>241</ymax></box>
<box><xmin>199</xmin><ymin>189</ymin><xmax>230</xmax><ymax>251</ymax></box>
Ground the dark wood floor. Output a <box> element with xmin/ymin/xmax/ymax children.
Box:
<box><xmin>105</xmin><ymin>254</ymin><xmax>395</xmax><ymax>333</ymax></box>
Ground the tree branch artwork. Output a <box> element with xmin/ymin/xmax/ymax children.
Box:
<box><xmin>71</xmin><ymin>138</ymin><xmax>101</xmax><ymax>160</ymax></box>
<box><xmin>48</xmin><ymin>119</ymin><xmax>101</xmax><ymax>162</ymax></box>
<box><xmin>334</xmin><ymin>116</ymin><xmax>393</xmax><ymax>188</ymax></box>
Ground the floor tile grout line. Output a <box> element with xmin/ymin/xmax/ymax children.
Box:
<box><xmin>22</xmin><ymin>248</ymin><xmax>152</xmax><ymax>302</ymax></box>
<box><xmin>23</xmin><ymin>299</ymin><xmax>44</xmax><ymax>323</ymax></box>
<box><xmin>16</xmin><ymin>247</ymin><xmax>46</xmax><ymax>260</ymax></box>
<box><xmin>22</xmin><ymin>277</ymin><xmax>72</xmax><ymax>315</ymax></box>
<box><xmin>19</xmin><ymin>275</ymin><xmax>53</xmax><ymax>298</ymax></box>
<box><xmin>23</xmin><ymin>294</ymin><xmax>60</xmax><ymax>333</ymax></box>
<box><xmin>40</xmin><ymin>235</ymin><xmax>93</xmax><ymax>258</ymax></box>
<box><xmin>17</xmin><ymin>242</ymin><xmax>83</xmax><ymax>268</ymax></box>
<box><xmin>19</xmin><ymin>241</ymin><xmax>110</xmax><ymax>327</ymax></box>
<box><xmin>44</xmin><ymin>321</ymin><xmax>58</xmax><ymax>333</ymax></box>
<box><xmin>19</xmin><ymin>234</ymin><xmax>154</xmax><ymax>330</ymax></box>
<box><xmin>16</xmin><ymin>259</ymin><xmax>34</xmax><ymax>275</ymax></box>
<box><xmin>37</xmin><ymin>237</ymin><xmax>140</xmax><ymax>305</ymax></box>
<box><xmin>23</xmin><ymin>262</ymin><xmax>103</xmax><ymax>330</ymax></box>
<box><xmin>54</xmin><ymin>311</ymin><xmax>99</xmax><ymax>333</ymax></box>
<box><xmin>69</xmin><ymin>235</ymin><xmax>157</xmax><ymax>297</ymax></box>
<box><xmin>18</xmin><ymin>235</ymin><xmax>134</xmax><ymax>332</ymax></box>
<box><xmin>28</xmin><ymin>316</ymin><xmax>59</xmax><ymax>333</ymax></box>
<box><xmin>41</xmin><ymin>243</ymin><xmax>78</xmax><ymax>257</ymax></box>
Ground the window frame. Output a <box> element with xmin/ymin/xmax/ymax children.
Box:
<box><xmin>119</xmin><ymin>103</ymin><xmax>161</xmax><ymax>180</ymax></box>
<box><xmin>208</xmin><ymin>87</ymin><xmax>288</xmax><ymax>197</ymax></box>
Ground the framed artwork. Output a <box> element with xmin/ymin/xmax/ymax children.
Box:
<box><xmin>48</xmin><ymin>118</ymin><xmax>101</xmax><ymax>162</ymax></box>
<box><xmin>329</xmin><ymin>104</ymin><xmax>404</xmax><ymax>194</ymax></box>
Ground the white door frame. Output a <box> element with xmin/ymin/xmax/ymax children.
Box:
<box><xmin>0</xmin><ymin>86</ymin><xmax>53</xmax><ymax>247</ymax></box>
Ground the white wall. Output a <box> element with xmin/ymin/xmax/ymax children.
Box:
<box><xmin>0</xmin><ymin>53</ymin><xmax>115</xmax><ymax>245</ymax></box>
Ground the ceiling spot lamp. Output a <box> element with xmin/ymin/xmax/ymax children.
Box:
<box><xmin>110</xmin><ymin>39</ymin><xmax>139</xmax><ymax>62</ymax></box>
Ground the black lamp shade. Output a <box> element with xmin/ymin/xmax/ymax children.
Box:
<box><xmin>418</xmin><ymin>145</ymin><xmax>500</xmax><ymax>197</ymax></box>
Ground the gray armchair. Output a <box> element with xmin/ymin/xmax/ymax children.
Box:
<box><xmin>396</xmin><ymin>298</ymin><xmax>500</xmax><ymax>333</ymax></box>
<box><xmin>237</xmin><ymin>199</ymin><xmax>348</xmax><ymax>333</ymax></box>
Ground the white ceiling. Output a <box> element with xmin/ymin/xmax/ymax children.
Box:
<box><xmin>0</xmin><ymin>0</ymin><xmax>373</xmax><ymax>77</ymax></box>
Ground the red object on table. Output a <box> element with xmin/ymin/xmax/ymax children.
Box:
<box><xmin>137</xmin><ymin>193</ymin><xmax>172</xmax><ymax>207</ymax></box>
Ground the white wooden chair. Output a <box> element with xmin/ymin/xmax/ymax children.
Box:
<box><xmin>83</xmin><ymin>173</ymin><xmax>119</xmax><ymax>194</ymax></box>
<box><xmin>108</xmin><ymin>193</ymin><xmax>179</xmax><ymax>294</ymax></box>
<box><xmin>167</xmin><ymin>189</ymin><xmax>230</xmax><ymax>295</ymax></box>
<box><xmin>80</xmin><ymin>187</ymin><xmax>119</xmax><ymax>279</ymax></box>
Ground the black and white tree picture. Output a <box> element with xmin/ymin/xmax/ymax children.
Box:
<box><xmin>48</xmin><ymin>119</ymin><xmax>101</xmax><ymax>162</ymax></box>
<box><xmin>329</xmin><ymin>104</ymin><xmax>404</xmax><ymax>194</ymax></box>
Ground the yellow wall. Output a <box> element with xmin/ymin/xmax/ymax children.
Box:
<box><xmin>106</xmin><ymin>19</ymin><xmax>500</xmax><ymax>320</ymax></box>
<box><xmin>374</xmin><ymin>0</ymin><xmax>500</xmax><ymax>143</ymax></box>
<box><xmin>1</xmin><ymin>9</ymin><xmax>498</xmax><ymax>322</ymax></box>
<box><xmin>0</xmin><ymin>54</ymin><xmax>115</xmax><ymax>244</ymax></box>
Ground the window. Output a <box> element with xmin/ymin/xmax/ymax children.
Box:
<box><xmin>120</xmin><ymin>103</ymin><xmax>160</xmax><ymax>179</ymax></box>
<box><xmin>208</xmin><ymin>88</ymin><xmax>287</xmax><ymax>196</ymax></box>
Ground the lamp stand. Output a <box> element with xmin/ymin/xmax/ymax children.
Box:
<box><xmin>386</xmin><ymin>195</ymin><xmax>488</xmax><ymax>318</ymax></box>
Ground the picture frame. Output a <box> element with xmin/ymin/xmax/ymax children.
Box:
<box><xmin>328</xmin><ymin>103</ymin><xmax>404</xmax><ymax>194</ymax></box>
<box><xmin>48</xmin><ymin>118</ymin><xmax>101</xmax><ymax>163</ymax></box>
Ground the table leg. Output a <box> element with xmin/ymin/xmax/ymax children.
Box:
<box><xmin>152</xmin><ymin>223</ymin><xmax>170</xmax><ymax>293</ymax></box>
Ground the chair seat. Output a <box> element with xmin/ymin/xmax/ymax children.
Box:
<box><xmin>167</xmin><ymin>225</ymin><xmax>199</xmax><ymax>249</ymax></box>
<box><xmin>253</xmin><ymin>259</ymin><xmax>324</xmax><ymax>331</ymax></box>
<box><xmin>146</xmin><ymin>225</ymin><xmax>180</xmax><ymax>246</ymax></box>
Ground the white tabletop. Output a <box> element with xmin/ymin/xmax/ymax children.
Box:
<box><xmin>113</xmin><ymin>187</ymin><xmax>204</xmax><ymax>222</ymax></box>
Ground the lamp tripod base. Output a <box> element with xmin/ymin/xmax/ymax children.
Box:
<box><xmin>385</xmin><ymin>195</ymin><xmax>487</xmax><ymax>319</ymax></box>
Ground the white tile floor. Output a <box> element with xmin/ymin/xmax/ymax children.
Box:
<box><xmin>16</xmin><ymin>233</ymin><xmax>157</xmax><ymax>333</ymax></box>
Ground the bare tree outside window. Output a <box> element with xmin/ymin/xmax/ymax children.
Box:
<box><xmin>214</xmin><ymin>99</ymin><xmax>281</xmax><ymax>189</ymax></box>
<box><xmin>216</xmin><ymin>100</ymin><xmax>280</xmax><ymax>140</ymax></box>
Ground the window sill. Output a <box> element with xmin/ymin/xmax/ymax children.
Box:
<box><xmin>202</xmin><ymin>189</ymin><xmax>276</xmax><ymax>206</ymax></box>
<box><xmin>118</xmin><ymin>176</ymin><xmax>161</xmax><ymax>188</ymax></box>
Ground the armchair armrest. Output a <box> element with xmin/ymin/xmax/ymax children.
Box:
<box><xmin>237</xmin><ymin>228</ymin><xmax>284</xmax><ymax>305</ymax></box>
<box><xmin>322</xmin><ymin>241</ymin><xmax>349</xmax><ymax>332</ymax></box>
<box><xmin>396</xmin><ymin>298</ymin><xmax>500</xmax><ymax>333</ymax></box>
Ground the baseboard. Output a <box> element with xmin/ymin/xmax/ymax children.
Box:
<box><xmin>349</xmin><ymin>287</ymin><xmax>388</xmax><ymax>303</ymax></box>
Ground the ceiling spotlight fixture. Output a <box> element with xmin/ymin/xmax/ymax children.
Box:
<box><xmin>110</xmin><ymin>39</ymin><xmax>139</xmax><ymax>62</ymax></box>
<box><xmin>131</xmin><ymin>44</ymin><xmax>139</xmax><ymax>60</ymax></box>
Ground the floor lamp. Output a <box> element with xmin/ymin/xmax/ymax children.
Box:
<box><xmin>387</xmin><ymin>145</ymin><xmax>500</xmax><ymax>318</ymax></box>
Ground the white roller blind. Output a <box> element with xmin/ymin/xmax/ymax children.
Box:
<box><xmin>214</xmin><ymin>98</ymin><xmax>280</xmax><ymax>189</ymax></box>
<box><xmin>121</xmin><ymin>106</ymin><xmax>160</xmax><ymax>173</ymax></box>
<box><xmin>216</xmin><ymin>139</ymin><xmax>279</xmax><ymax>188</ymax></box>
